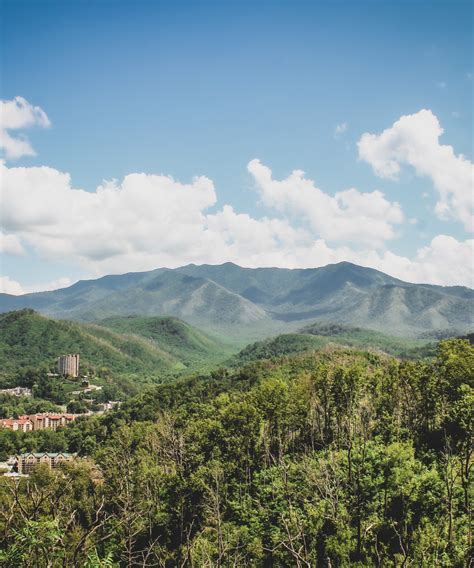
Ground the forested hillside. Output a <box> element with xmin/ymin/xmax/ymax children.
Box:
<box><xmin>229</xmin><ymin>323</ymin><xmax>435</xmax><ymax>366</ymax></box>
<box><xmin>0</xmin><ymin>340</ymin><xmax>472</xmax><ymax>566</ymax></box>
<box><xmin>0</xmin><ymin>310</ymin><xmax>230</xmax><ymax>381</ymax></box>
<box><xmin>97</xmin><ymin>314</ymin><xmax>233</xmax><ymax>368</ymax></box>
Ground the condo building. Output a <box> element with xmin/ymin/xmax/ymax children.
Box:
<box><xmin>57</xmin><ymin>354</ymin><xmax>80</xmax><ymax>377</ymax></box>
<box><xmin>23</xmin><ymin>413</ymin><xmax>78</xmax><ymax>431</ymax></box>
<box><xmin>15</xmin><ymin>452</ymin><xmax>75</xmax><ymax>474</ymax></box>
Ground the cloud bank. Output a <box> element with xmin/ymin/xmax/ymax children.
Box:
<box><xmin>1</xmin><ymin>158</ymin><xmax>472</xmax><ymax>289</ymax></box>
<box><xmin>0</xmin><ymin>99</ymin><xmax>472</xmax><ymax>292</ymax></box>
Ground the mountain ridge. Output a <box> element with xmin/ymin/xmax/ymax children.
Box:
<box><xmin>0</xmin><ymin>262</ymin><xmax>472</xmax><ymax>338</ymax></box>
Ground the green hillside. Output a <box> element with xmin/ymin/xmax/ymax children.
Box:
<box><xmin>0</xmin><ymin>310</ymin><xmax>231</xmax><ymax>382</ymax></box>
<box><xmin>300</xmin><ymin>322</ymin><xmax>436</xmax><ymax>357</ymax></box>
<box><xmin>97</xmin><ymin>315</ymin><xmax>234</xmax><ymax>368</ymax></box>
<box><xmin>228</xmin><ymin>333</ymin><xmax>329</xmax><ymax>365</ymax></box>
<box><xmin>229</xmin><ymin>324</ymin><xmax>436</xmax><ymax>366</ymax></box>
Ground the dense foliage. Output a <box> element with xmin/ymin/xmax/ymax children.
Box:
<box><xmin>98</xmin><ymin>314</ymin><xmax>232</xmax><ymax>370</ymax></box>
<box><xmin>0</xmin><ymin>339</ymin><xmax>471</xmax><ymax>566</ymax></box>
<box><xmin>230</xmin><ymin>327</ymin><xmax>435</xmax><ymax>366</ymax></box>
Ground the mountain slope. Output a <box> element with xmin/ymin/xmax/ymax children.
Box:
<box><xmin>228</xmin><ymin>323</ymin><xmax>436</xmax><ymax>366</ymax></box>
<box><xmin>0</xmin><ymin>269</ymin><xmax>268</xmax><ymax>333</ymax></box>
<box><xmin>0</xmin><ymin>310</ymin><xmax>230</xmax><ymax>380</ymax></box>
<box><xmin>0</xmin><ymin>262</ymin><xmax>472</xmax><ymax>338</ymax></box>
<box><xmin>97</xmin><ymin>315</ymin><xmax>234</xmax><ymax>368</ymax></box>
<box><xmin>299</xmin><ymin>322</ymin><xmax>436</xmax><ymax>357</ymax></box>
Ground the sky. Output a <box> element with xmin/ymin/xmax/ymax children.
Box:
<box><xmin>0</xmin><ymin>0</ymin><xmax>473</xmax><ymax>293</ymax></box>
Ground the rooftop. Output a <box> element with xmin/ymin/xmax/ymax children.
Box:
<box><xmin>18</xmin><ymin>452</ymin><xmax>75</xmax><ymax>458</ymax></box>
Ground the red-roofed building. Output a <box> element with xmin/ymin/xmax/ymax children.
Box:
<box><xmin>1</xmin><ymin>413</ymin><xmax>84</xmax><ymax>433</ymax></box>
<box><xmin>19</xmin><ymin>413</ymin><xmax>78</xmax><ymax>431</ymax></box>
<box><xmin>0</xmin><ymin>418</ymin><xmax>33</xmax><ymax>432</ymax></box>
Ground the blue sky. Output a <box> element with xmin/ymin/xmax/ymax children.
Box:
<box><xmin>0</xmin><ymin>0</ymin><xmax>473</xmax><ymax>292</ymax></box>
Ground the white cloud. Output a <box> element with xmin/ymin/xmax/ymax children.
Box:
<box><xmin>0</xmin><ymin>276</ymin><xmax>24</xmax><ymax>295</ymax></box>
<box><xmin>334</xmin><ymin>122</ymin><xmax>348</xmax><ymax>137</ymax></box>
<box><xmin>358</xmin><ymin>109</ymin><xmax>474</xmax><ymax>231</ymax></box>
<box><xmin>370</xmin><ymin>235</ymin><xmax>474</xmax><ymax>288</ymax></box>
<box><xmin>247</xmin><ymin>159</ymin><xmax>403</xmax><ymax>248</ymax></box>
<box><xmin>0</xmin><ymin>97</ymin><xmax>50</xmax><ymax>160</ymax></box>
<box><xmin>0</xmin><ymin>231</ymin><xmax>25</xmax><ymax>255</ymax></box>
<box><xmin>0</xmin><ymin>162</ymin><xmax>221</xmax><ymax>272</ymax></box>
<box><xmin>413</xmin><ymin>235</ymin><xmax>473</xmax><ymax>286</ymax></box>
<box><xmin>436</xmin><ymin>81</ymin><xmax>447</xmax><ymax>89</ymax></box>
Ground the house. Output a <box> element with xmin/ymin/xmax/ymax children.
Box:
<box><xmin>83</xmin><ymin>384</ymin><xmax>102</xmax><ymax>393</ymax></box>
<box><xmin>0</xmin><ymin>387</ymin><xmax>32</xmax><ymax>397</ymax></box>
<box><xmin>16</xmin><ymin>452</ymin><xmax>75</xmax><ymax>474</ymax></box>
<box><xmin>98</xmin><ymin>400</ymin><xmax>121</xmax><ymax>411</ymax></box>
<box><xmin>0</xmin><ymin>418</ymin><xmax>33</xmax><ymax>432</ymax></box>
<box><xmin>0</xmin><ymin>413</ymin><xmax>80</xmax><ymax>432</ymax></box>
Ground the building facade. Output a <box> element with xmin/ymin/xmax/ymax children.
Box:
<box><xmin>22</xmin><ymin>413</ymin><xmax>78</xmax><ymax>431</ymax></box>
<box><xmin>0</xmin><ymin>418</ymin><xmax>33</xmax><ymax>432</ymax></box>
<box><xmin>57</xmin><ymin>354</ymin><xmax>80</xmax><ymax>377</ymax></box>
<box><xmin>16</xmin><ymin>452</ymin><xmax>75</xmax><ymax>474</ymax></box>
<box><xmin>0</xmin><ymin>413</ymin><xmax>79</xmax><ymax>432</ymax></box>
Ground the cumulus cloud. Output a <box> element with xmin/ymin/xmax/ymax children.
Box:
<box><xmin>0</xmin><ymin>97</ymin><xmax>50</xmax><ymax>160</ymax></box>
<box><xmin>247</xmin><ymin>159</ymin><xmax>403</xmax><ymax>247</ymax></box>
<box><xmin>411</xmin><ymin>235</ymin><xmax>473</xmax><ymax>286</ymax></box>
<box><xmin>0</xmin><ymin>162</ymin><xmax>221</xmax><ymax>271</ymax></box>
<box><xmin>360</xmin><ymin>235</ymin><xmax>474</xmax><ymax>289</ymax></box>
<box><xmin>358</xmin><ymin>109</ymin><xmax>474</xmax><ymax>231</ymax></box>
<box><xmin>26</xmin><ymin>277</ymin><xmax>74</xmax><ymax>293</ymax></box>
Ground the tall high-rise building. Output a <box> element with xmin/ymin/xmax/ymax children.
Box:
<box><xmin>57</xmin><ymin>354</ymin><xmax>80</xmax><ymax>377</ymax></box>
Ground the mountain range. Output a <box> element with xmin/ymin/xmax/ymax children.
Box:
<box><xmin>0</xmin><ymin>262</ymin><xmax>472</xmax><ymax>339</ymax></box>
